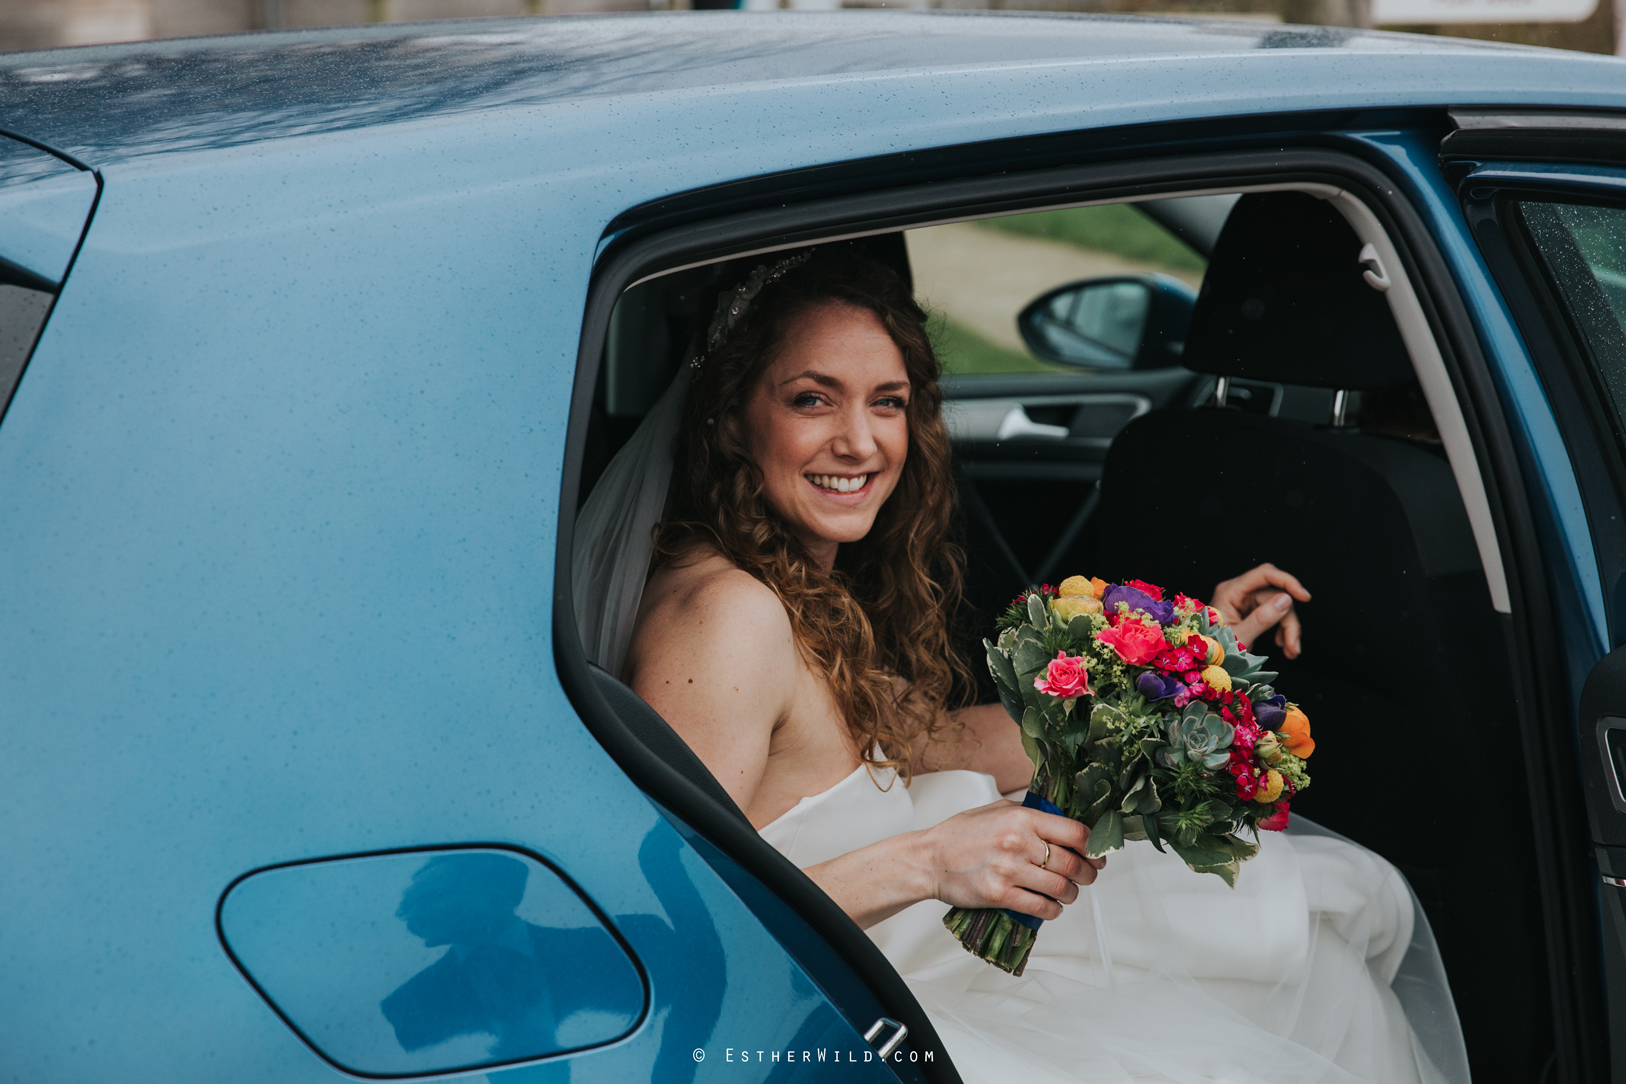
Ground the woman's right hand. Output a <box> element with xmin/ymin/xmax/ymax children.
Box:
<box><xmin>919</xmin><ymin>800</ymin><xmax>1104</xmax><ymax>921</ymax></box>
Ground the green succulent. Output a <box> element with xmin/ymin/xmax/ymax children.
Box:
<box><xmin>1160</xmin><ymin>702</ymin><xmax>1234</xmax><ymax>770</ymax></box>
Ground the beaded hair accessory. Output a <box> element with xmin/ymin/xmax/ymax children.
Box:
<box><xmin>690</xmin><ymin>250</ymin><xmax>814</xmax><ymax>371</ymax></box>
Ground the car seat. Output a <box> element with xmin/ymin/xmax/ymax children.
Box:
<box><xmin>1091</xmin><ymin>192</ymin><xmax>1548</xmax><ymax>1079</ymax></box>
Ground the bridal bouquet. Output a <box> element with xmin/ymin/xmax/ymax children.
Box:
<box><xmin>943</xmin><ymin>576</ymin><xmax>1316</xmax><ymax>976</ymax></box>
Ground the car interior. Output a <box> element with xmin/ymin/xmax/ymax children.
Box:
<box><xmin>567</xmin><ymin>185</ymin><xmax>1547</xmax><ymax>1082</ymax></box>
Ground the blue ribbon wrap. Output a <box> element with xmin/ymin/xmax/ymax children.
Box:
<box><xmin>1002</xmin><ymin>790</ymin><xmax>1065</xmax><ymax>932</ymax></box>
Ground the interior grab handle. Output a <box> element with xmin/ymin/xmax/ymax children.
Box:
<box><xmin>1357</xmin><ymin>243</ymin><xmax>1391</xmax><ymax>293</ymax></box>
<box><xmin>997</xmin><ymin>404</ymin><xmax>1069</xmax><ymax>441</ymax></box>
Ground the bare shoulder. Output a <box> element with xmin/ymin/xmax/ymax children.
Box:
<box><xmin>627</xmin><ymin>546</ymin><xmax>796</xmax><ymax>685</ymax></box>
<box><xmin>625</xmin><ymin>547</ymin><xmax>797</xmax><ymax>810</ymax></box>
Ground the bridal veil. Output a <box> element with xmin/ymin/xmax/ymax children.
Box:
<box><xmin>571</xmin><ymin>364</ymin><xmax>690</xmax><ymax>679</ymax></box>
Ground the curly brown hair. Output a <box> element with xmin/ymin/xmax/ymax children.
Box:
<box><xmin>652</xmin><ymin>248</ymin><xmax>969</xmax><ymax>778</ymax></box>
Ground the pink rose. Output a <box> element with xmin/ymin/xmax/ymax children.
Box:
<box><xmin>1034</xmin><ymin>652</ymin><xmax>1091</xmax><ymax>700</ymax></box>
<box><xmin>1096</xmin><ymin>618</ymin><xmax>1166</xmax><ymax>667</ymax></box>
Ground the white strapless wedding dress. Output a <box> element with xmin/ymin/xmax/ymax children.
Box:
<box><xmin>761</xmin><ymin>763</ymin><xmax>1469</xmax><ymax>1084</ymax></box>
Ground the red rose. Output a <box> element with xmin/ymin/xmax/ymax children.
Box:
<box><xmin>1034</xmin><ymin>651</ymin><xmax>1091</xmax><ymax>701</ymax></box>
<box><xmin>1096</xmin><ymin>618</ymin><xmax>1166</xmax><ymax>666</ymax></box>
<box><xmin>1127</xmin><ymin>579</ymin><xmax>1164</xmax><ymax>601</ymax></box>
<box><xmin>1259</xmin><ymin>806</ymin><xmax>1290</xmax><ymax>831</ymax></box>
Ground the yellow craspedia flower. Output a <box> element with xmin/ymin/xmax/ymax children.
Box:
<box><xmin>1051</xmin><ymin>595</ymin><xmax>1102</xmax><ymax>621</ymax></box>
<box><xmin>1201</xmin><ymin>664</ymin><xmax>1231</xmax><ymax>693</ymax></box>
<box><xmin>1057</xmin><ymin>575</ymin><xmax>1098</xmax><ymax>599</ymax></box>
<box><xmin>1255</xmin><ymin>770</ymin><xmax>1284</xmax><ymax>803</ymax></box>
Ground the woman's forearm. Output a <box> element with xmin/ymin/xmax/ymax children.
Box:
<box><xmin>926</xmin><ymin>703</ymin><xmax>1034</xmax><ymax>793</ymax></box>
<box><xmin>801</xmin><ymin>829</ymin><xmax>939</xmax><ymax>930</ymax></box>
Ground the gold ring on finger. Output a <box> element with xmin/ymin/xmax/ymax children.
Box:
<box><xmin>1039</xmin><ymin>841</ymin><xmax>1051</xmax><ymax>870</ymax></box>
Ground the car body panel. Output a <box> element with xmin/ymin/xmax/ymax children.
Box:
<box><xmin>0</xmin><ymin>127</ymin><xmax>891</xmax><ymax>1081</ymax></box>
<box><xmin>1</xmin><ymin>14</ymin><xmax>1625</xmax><ymax>174</ymax></box>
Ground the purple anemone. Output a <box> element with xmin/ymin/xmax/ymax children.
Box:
<box><xmin>1103</xmin><ymin>583</ymin><xmax>1175</xmax><ymax>625</ymax></box>
<box><xmin>1136</xmin><ymin>671</ymin><xmax>1186</xmax><ymax>702</ymax></box>
<box><xmin>1254</xmin><ymin>693</ymin><xmax>1288</xmax><ymax>731</ymax></box>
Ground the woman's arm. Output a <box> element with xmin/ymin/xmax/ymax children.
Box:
<box><xmin>804</xmin><ymin>800</ymin><xmax>1100</xmax><ymax>929</ymax></box>
<box><xmin>917</xmin><ymin>703</ymin><xmax>1033</xmax><ymax>793</ymax></box>
<box><xmin>626</xmin><ymin>563</ymin><xmax>797</xmax><ymax>816</ymax></box>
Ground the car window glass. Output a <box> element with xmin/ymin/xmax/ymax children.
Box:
<box><xmin>0</xmin><ymin>137</ymin><xmax>96</xmax><ymax>417</ymax></box>
<box><xmin>905</xmin><ymin>203</ymin><xmax>1205</xmax><ymax>376</ymax></box>
<box><xmin>1515</xmin><ymin>199</ymin><xmax>1626</xmax><ymax>448</ymax></box>
<box><xmin>0</xmin><ymin>285</ymin><xmax>52</xmax><ymax>401</ymax></box>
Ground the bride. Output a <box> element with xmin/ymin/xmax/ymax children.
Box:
<box><xmin>575</xmin><ymin>247</ymin><xmax>1467</xmax><ymax>1084</ymax></box>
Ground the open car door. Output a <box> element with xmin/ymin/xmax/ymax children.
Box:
<box><xmin>1452</xmin><ymin>111</ymin><xmax>1626</xmax><ymax>1084</ymax></box>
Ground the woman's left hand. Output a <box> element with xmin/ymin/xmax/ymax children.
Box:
<box><xmin>1211</xmin><ymin>563</ymin><xmax>1311</xmax><ymax>659</ymax></box>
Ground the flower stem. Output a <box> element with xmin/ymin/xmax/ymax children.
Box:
<box><xmin>943</xmin><ymin>905</ymin><xmax>1037</xmax><ymax>977</ymax></box>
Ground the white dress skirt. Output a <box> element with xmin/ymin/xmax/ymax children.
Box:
<box><xmin>760</xmin><ymin>763</ymin><xmax>1469</xmax><ymax>1084</ymax></box>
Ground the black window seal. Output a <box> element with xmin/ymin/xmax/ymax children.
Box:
<box><xmin>1442</xmin><ymin>108</ymin><xmax>1626</xmax><ymax>169</ymax></box>
<box><xmin>553</xmin><ymin>144</ymin><xmax>1602</xmax><ymax>1084</ymax></box>
<box><xmin>0</xmin><ymin>128</ymin><xmax>102</xmax><ymax>428</ymax></box>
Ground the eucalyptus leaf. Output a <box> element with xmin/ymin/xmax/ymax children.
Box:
<box><xmin>1169</xmin><ymin>833</ymin><xmax>1243</xmax><ymax>886</ymax></box>
<box><xmin>985</xmin><ymin>639</ymin><xmax>1019</xmax><ymax>690</ymax></box>
<box><xmin>1020</xmin><ymin>726</ymin><xmax>1042</xmax><ymax>768</ymax></box>
<box><xmin>1027</xmin><ymin>594</ymin><xmax>1048</xmax><ymax>628</ymax></box>
<box><xmin>985</xmin><ymin>644</ymin><xmax>1025</xmax><ymax>724</ymax></box>
<box><xmin>1086</xmin><ymin>809</ymin><xmax>1125</xmax><ymax>858</ymax></box>
<box><xmin>1135</xmin><ymin>775</ymin><xmax>1161</xmax><ymax>815</ymax></box>
<box><xmin>1142</xmin><ymin>807</ymin><xmax>1166</xmax><ymax>852</ymax></box>
<box><xmin>1013</xmin><ymin>638</ymin><xmax>1052</xmax><ymax>680</ymax></box>
<box><xmin>1088</xmin><ymin>702</ymin><xmax>1119</xmax><ymax>743</ymax></box>
<box><xmin>1085</xmin><ymin>778</ymin><xmax>1114</xmax><ymax>822</ymax></box>
<box><xmin>1021</xmin><ymin>706</ymin><xmax>1048</xmax><ymax>740</ymax></box>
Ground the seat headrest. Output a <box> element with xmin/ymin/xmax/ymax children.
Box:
<box><xmin>1182</xmin><ymin>192</ymin><xmax>1414</xmax><ymax>390</ymax></box>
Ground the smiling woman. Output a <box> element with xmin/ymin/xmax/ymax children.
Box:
<box><xmin>632</xmin><ymin>248</ymin><xmax>972</xmax><ymax>814</ymax></box>
<box><xmin>592</xmin><ymin>243</ymin><xmax>1448</xmax><ymax>1084</ymax></box>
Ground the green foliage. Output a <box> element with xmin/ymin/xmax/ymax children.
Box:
<box><xmin>930</xmin><ymin>317</ymin><xmax>1063</xmax><ymax>376</ymax></box>
<box><xmin>974</xmin><ymin>203</ymin><xmax>1207</xmax><ymax>275</ymax></box>
<box><xmin>1086</xmin><ymin>809</ymin><xmax>1124</xmax><ymax>859</ymax></box>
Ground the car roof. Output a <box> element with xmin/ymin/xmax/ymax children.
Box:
<box><xmin>0</xmin><ymin>11</ymin><xmax>1622</xmax><ymax>170</ymax></box>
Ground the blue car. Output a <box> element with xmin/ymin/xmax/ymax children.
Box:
<box><xmin>2</xmin><ymin>12</ymin><xmax>1626</xmax><ymax>1082</ymax></box>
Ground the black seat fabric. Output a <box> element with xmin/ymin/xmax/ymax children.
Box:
<box><xmin>1181</xmin><ymin>192</ymin><xmax>1414</xmax><ymax>390</ymax></box>
<box><xmin>1089</xmin><ymin>193</ymin><xmax>1549</xmax><ymax>1080</ymax></box>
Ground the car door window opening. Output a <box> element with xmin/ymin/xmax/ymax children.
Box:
<box><xmin>585</xmin><ymin>181</ymin><xmax>1506</xmax><ymax>616</ymax></box>
<box><xmin>557</xmin><ymin>150</ymin><xmax>1535</xmax><ymax>1084</ymax></box>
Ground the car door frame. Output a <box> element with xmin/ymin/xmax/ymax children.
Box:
<box><xmin>1453</xmin><ymin>151</ymin><xmax>1626</xmax><ymax>1084</ymax></box>
<box><xmin>555</xmin><ymin>134</ymin><xmax>1593</xmax><ymax>1083</ymax></box>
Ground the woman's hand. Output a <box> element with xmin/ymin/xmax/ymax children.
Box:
<box><xmin>920</xmin><ymin>800</ymin><xmax>1104</xmax><ymax>921</ymax></box>
<box><xmin>1211</xmin><ymin>563</ymin><xmax>1311</xmax><ymax>659</ymax></box>
<box><xmin>804</xmin><ymin>799</ymin><xmax>1103</xmax><ymax>929</ymax></box>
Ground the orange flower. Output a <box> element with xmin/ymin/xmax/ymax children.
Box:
<box><xmin>1280</xmin><ymin>706</ymin><xmax>1314</xmax><ymax>759</ymax></box>
<box><xmin>1090</xmin><ymin>576</ymin><xmax>1108</xmax><ymax>599</ymax></box>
